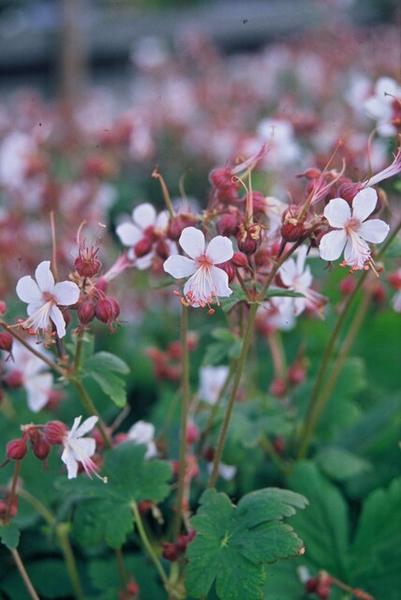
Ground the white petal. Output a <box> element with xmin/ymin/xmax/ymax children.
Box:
<box><xmin>279</xmin><ymin>258</ymin><xmax>297</xmax><ymax>287</ymax></box>
<box><xmin>116</xmin><ymin>222</ymin><xmax>142</xmax><ymax>246</ymax></box>
<box><xmin>128</xmin><ymin>420</ymin><xmax>155</xmax><ymax>444</ymax></box>
<box><xmin>25</xmin><ymin>373</ymin><xmax>53</xmax><ymax>412</ymax></box>
<box><xmin>358</xmin><ymin>219</ymin><xmax>389</xmax><ymax>243</ymax></box>
<box><xmin>35</xmin><ymin>261</ymin><xmax>55</xmax><ymax>293</ymax></box>
<box><xmin>69</xmin><ymin>437</ymin><xmax>96</xmax><ymax>459</ymax></box>
<box><xmin>294</xmin><ymin>297</ymin><xmax>307</xmax><ymax>316</ymax></box>
<box><xmin>73</xmin><ymin>415</ymin><xmax>98</xmax><ymax>438</ymax></box>
<box><xmin>206</xmin><ymin>236</ymin><xmax>234</xmax><ymax>264</ymax></box>
<box><xmin>210</xmin><ymin>266</ymin><xmax>232</xmax><ymax>297</ymax></box>
<box><xmin>135</xmin><ymin>254</ymin><xmax>154</xmax><ymax>270</ymax></box>
<box><xmin>364</xmin><ymin>97</ymin><xmax>389</xmax><ymax>120</ymax></box>
<box><xmin>50</xmin><ymin>305</ymin><xmax>66</xmax><ymax>338</ymax></box>
<box><xmin>323</xmin><ymin>198</ymin><xmax>351</xmax><ymax>227</ymax></box>
<box><xmin>319</xmin><ymin>230</ymin><xmax>347</xmax><ymax>261</ymax></box>
<box><xmin>375</xmin><ymin>76</ymin><xmax>399</xmax><ymax>99</ymax></box>
<box><xmin>54</xmin><ymin>281</ymin><xmax>80</xmax><ymax>306</ymax></box>
<box><xmin>61</xmin><ymin>447</ymin><xmax>79</xmax><ymax>479</ymax></box>
<box><xmin>183</xmin><ymin>268</ymin><xmax>213</xmax><ymax>307</ymax></box>
<box><xmin>133</xmin><ymin>203</ymin><xmax>156</xmax><ymax>228</ymax></box>
<box><xmin>155</xmin><ymin>210</ymin><xmax>169</xmax><ymax>230</ymax></box>
<box><xmin>344</xmin><ymin>235</ymin><xmax>370</xmax><ymax>269</ymax></box>
<box><xmin>70</xmin><ymin>416</ymin><xmax>83</xmax><ymax>436</ymax></box>
<box><xmin>163</xmin><ymin>255</ymin><xmax>196</xmax><ymax>278</ymax></box>
<box><xmin>16</xmin><ymin>276</ymin><xmax>41</xmax><ymax>304</ymax></box>
<box><xmin>27</xmin><ymin>301</ymin><xmax>43</xmax><ymax>317</ymax></box>
<box><xmin>296</xmin><ymin>245</ymin><xmax>308</xmax><ymax>272</ymax></box>
<box><xmin>352</xmin><ymin>187</ymin><xmax>378</xmax><ymax>222</ymax></box>
<box><xmin>179</xmin><ymin>227</ymin><xmax>205</xmax><ymax>259</ymax></box>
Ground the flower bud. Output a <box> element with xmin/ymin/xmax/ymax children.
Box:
<box><xmin>6</xmin><ymin>438</ymin><xmax>27</xmax><ymax>460</ymax></box>
<box><xmin>134</xmin><ymin>236</ymin><xmax>153</xmax><ymax>258</ymax></box>
<box><xmin>340</xmin><ymin>275</ymin><xmax>356</xmax><ymax>296</ymax></box>
<box><xmin>237</xmin><ymin>236</ymin><xmax>258</xmax><ymax>255</ymax></box>
<box><xmin>388</xmin><ymin>270</ymin><xmax>401</xmax><ymax>290</ymax></box>
<box><xmin>32</xmin><ymin>437</ymin><xmax>50</xmax><ymax>460</ymax></box>
<box><xmin>305</xmin><ymin>578</ymin><xmax>318</xmax><ymax>593</ymax></box>
<box><xmin>78</xmin><ymin>301</ymin><xmax>96</xmax><ymax>325</ymax></box>
<box><xmin>216</xmin><ymin>213</ymin><xmax>238</xmax><ymax>236</ymax></box>
<box><xmin>232</xmin><ymin>251</ymin><xmax>248</xmax><ymax>268</ymax></box>
<box><xmin>4</xmin><ymin>370</ymin><xmax>24</xmax><ymax>389</ymax></box>
<box><xmin>288</xmin><ymin>362</ymin><xmax>306</xmax><ymax>385</ymax></box>
<box><xmin>186</xmin><ymin>422</ymin><xmax>200</xmax><ymax>445</ymax></box>
<box><xmin>44</xmin><ymin>420</ymin><xmax>68</xmax><ymax>445</ymax></box>
<box><xmin>95</xmin><ymin>298</ymin><xmax>115</xmax><ymax>324</ymax></box>
<box><xmin>0</xmin><ymin>332</ymin><xmax>13</xmax><ymax>353</ymax></box>
<box><xmin>0</xmin><ymin>301</ymin><xmax>7</xmax><ymax>315</ymax></box>
<box><xmin>162</xmin><ymin>542</ymin><xmax>181</xmax><ymax>562</ymax></box>
<box><xmin>155</xmin><ymin>239</ymin><xmax>170</xmax><ymax>260</ymax></box>
<box><xmin>273</xmin><ymin>436</ymin><xmax>285</xmax><ymax>455</ymax></box>
<box><xmin>168</xmin><ymin>341</ymin><xmax>182</xmax><ymax>360</ymax></box>
<box><xmin>269</xmin><ymin>378</ymin><xmax>287</xmax><ymax>398</ymax></box>
<box><xmin>219</xmin><ymin>261</ymin><xmax>235</xmax><ymax>282</ymax></box>
<box><xmin>95</xmin><ymin>277</ymin><xmax>108</xmax><ymax>293</ymax></box>
<box><xmin>75</xmin><ymin>251</ymin><xmax>101</xmax><ymax>278</ymax></box>
<box><xmin>209</xmin><ymin>166</ymin><xmax>232</xmax><ymax>188</ymax></box>
<box><xmin>109</xmin><ymin>297</ymin><xmax>120</xmax><ymax>320</ymax></box>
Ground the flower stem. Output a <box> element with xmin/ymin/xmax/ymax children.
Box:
<box><xmin>172</xmin><ymin>304</ymin><xmax>190</xmax><ymax>539</ymax></box>
<box><xmin>5</xmin><ymin>460</ymin><xmax>21</xmax><ymax>523</ymax></box>
<box><xmin>208</xmin><ymin>302</ymin><xmax>258</xmax><ymax>487</ymax></box>
<box><xmin>10</xmin><ymin>548</ymin><xmax>40</xmax><ymax>600</ymax></box>
<box><xmin>131</xmin><ymin>500</ymin><xmax>169</xmax><ymax>587</ymax></box>
<box><xmin>115</xmin><ymin>548</ymin><xmax>128</xmax><ymax>586</ymax></box>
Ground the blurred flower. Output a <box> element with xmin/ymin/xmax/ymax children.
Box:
<box><xmin>16</xmin><ymin>261</ymin><xmax>80</xmax><ymax>338</ymax></box>
<box><xmin>127</xmin><ymin>420</ymin><xmax>157</xmax><ymax>459</ymax></box>
<box><xmin>61</xmin><ymin>416</ymin><xmax>98</xmax><ymax>479</ymax></box>
<box><xmin>198</xmin><ymin>366</ymin><xmax>229</xmax><ymax>405</ymax></box>
<box><xmin>364</xmin><ymin>77</ymin><xmax>401</xmax><ymax>137</ymax></box>
<box><xmin>164</xmin><ymin>227</ymin><xmax>233</xmax><ymax>308</ymax></box>
<box><xmin>279</xmin><ymin>246</ymin><xmax>324</xmax><ymax>315</ymax></box>
<box><xmin>319</xmin><ymin>188</ymin><xmax>389</xmax><ymax>270</ymax></box>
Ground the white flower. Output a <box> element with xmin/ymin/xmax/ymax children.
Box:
<box><xmin>4</xmin><ymin>341</ymin><xmax>53</xmax><ymax>412</ymax></box>
<box><xmin>206</xmin><ymin>461</ymin><xmax>237</xmax><ymax>481</ymax></box>
<box><xmin>279</xmin><ymin>246</ymin><xmax>324</xmax><ymax>316</ymax></box>
<box><xmin>127</xmin><ymin>420</ymin><xmax>157</xmax><ymax>459</ymax></box>
<box><xmin>198</xmin><ymin>366</ymin><xmax>229</xmax><ymax>405</ymax></box>
<box><xmin>16</xmin><ymin>261</ymin><xmax>80</xmax><ymax>338</ymax></box>
<box><xmin>61</xmin><ymin>416</ymin><xmax>98</xmax><ymax>479</ymax></box>
<box><xmin>257</xmin><ymin>118</ymin><xmax>300</xmax><ymax>168</ymax></box>
<box><xmin>163</xmin><ymin>227</ymin><xmax>233</xmax><ymax>308</ymax></box>
<box><xmin>116</xmin><ymin>202</ymin><xmax>169</xmax><ymax>269</ymax></box>
<box><xmin>0</xmin><ymin>131</ymin><xmax>37</xmax><ymax>189</ymax></box>
<box><xmin>364</xmin><ymin>77</ymin><xmax>401</xmax><ymax>137</ymax></box>
<box><xmin>319</xmin><ymin>188</ymin><xmax>389</xmax><ymax>270</ymax></box>
<box><xmin>258</xmin><ymin>298</ymin><xmax>296</xmax><ymax>332</ymax></box>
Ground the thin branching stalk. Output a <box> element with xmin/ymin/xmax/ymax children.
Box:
<box><xmin>10</xmin><ymin>548</ymin><xmax>40</xmax><ymax>600</ymax></box>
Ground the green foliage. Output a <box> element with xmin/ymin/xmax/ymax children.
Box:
<box><xmin>58</xmin><ymin>444</ymin><xmax>171</xmax><ymax>549</ymax></box>
<box><xmin>1</xmin><ymin>559</ymin><xmax>72</xmax><ymax>599</ymax></box>
<box><xmin>185</xmin><ymin>487</ymin><xmax>307</xmax><ymax>599</ymax></box>
<box><xmin>84</xmin><ymin>351</ymin><xmax>130</xmax><ymax>407</ymax></box>
<box><xmin>0</xmin><ymin>522</ymin><xmax>20</xmax><ymax>549</ymax></box>
<box><xmin>203</xmin><ymin>327</ymin><xmax>241</xmax><ymax>365</ymax></box>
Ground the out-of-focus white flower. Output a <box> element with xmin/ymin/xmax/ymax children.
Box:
<box><xmin>319</xmin><ymin>188</ymin><xmax>389</xmax><ymax>270</ymax></box>
<box><xmin>264</xmin><ymin>196</ymin><xmax>288</xmax><ymax>237</ymax></box>
<box><xmin>0</xmin><ymin>131</ymin><xmax>37</xmax><ymax>189</ymax></box>
<box><xmin>164</xmin><ymin>227</ymin><xmax>233</xmax><ymax>308</ymax></box>
<box><xmin>198</xmin><ymin>366</ymin><xmax>229</xmax><ymax>405</ymax></box>
<box><xmin>16</xmin><ymin>261</ymin><xmax>80</xmax><ymax>338</ymax></box>
<box><xmin>4</xmin><ymin>341</ymin><xmax>53</xmax><ymax>412</ymax></box>
<box><xmin>207</xmin><ymin>461</ymin><xmax>237</xmax><ymax>481</ymax></box>
<box><xmin>364</xmin><ymin>77</ymin><xmax>401</xmax><ymax>137</ymax></box>
<box><xmin>61</xmin><ymin>416</ymin><xmax>98</xmax><ymax>479</ymax></box>
<box><xmin>258</xmin><ymin>297</ymin><xmax>296</xmax><ymax>332</ymax></box>
<box><xmin>257</xmin><ymin>119</ymin><xmax>300</xmax><ymax>168</ymax></box>
<box><xmin>127</xmin><ymin>420</ymin><xmax>157</xmax><ymax>458</ymax></box>
<box><xmin>279</xmin><ymin>246</ymin><xmax>325</xmax><ymax>316</ymax></box>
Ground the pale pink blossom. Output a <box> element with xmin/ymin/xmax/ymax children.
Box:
<box><xmin>164</xmin><ymin>227</ymin><xmax>233</xmax><ymax>308</ymax></box>
<box><xmin>364</xmin><ymin>77</ymin><xmax>401</xmax><ymax>137</ymax></box>
<box><xmin>127</xmin><ymin>420</ymin><xmax>157</xmax><ymax>459</ymax></box>
<box><xmin>198</xmin><ymin>366</ymin><xmax>229</xmax><ymax>405</ymax></box>
<box><xmin>319</xmin><ymin>188</ymin><xmax>389</xmax><ymax>270</ymax></box>
<box><xmin>279</xmin><ymin>246</ymin><xmax>325</xmax><ymax>315</ymax></box>
<box><xmin>16</xmin><ymin>261</ymin><xmax>80</xmax><ymax>338</ymax></box>
<box><xmin>61</xmin><ymin>416</ymin><xmax>98</xmax><ymax>479</ymax></box>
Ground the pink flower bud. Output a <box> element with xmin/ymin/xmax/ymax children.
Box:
<box><xmin>44</xmin><ymin>421</ymin><xmax>68</xmax><ymax>445</ymax></box>
<box><xmin>95</xmin><ymin>298</ymin><xmax>115</xmax><ymax>324</ymax></box>
<box><xmin>232</xmin><ymin>252</ymin><xmax>249</xmax><ymax>268</ymax></box>
<box><xmin>340</xmin><ymin>275</ymin><xmax>356</xmax><ymax>296</ymax></box>
<box><xmin>288</xmin><ymin>362</ymin><xmax>306</xmax><ymax>385</ymax></box>
<box><xmin>4</xmin><ymin>370</ymin><xmax>23</xmax><ymax>388</ymax></box>
<box><xmin>220</xmin><ymin>261</ymin><xmax>235</xmax><ymax>283</ymax></box>
<box><xmin>0</xmin><ymin>301</ymin><xmax>7</xmax><ymax>315</ymax></box>
<box><xmin>0</xmin><ymin>332</ymin><xmax>13</xmax><ymax>352</ymax></box>
<box><xmin>216</xmin><ymin>213</ymin><xmax>238</xmax><ymax>236</ymax></box>
<box><xmin>269</xmin><ymin>378</ymin><xmax>287</xmax><ymax>398</ymax></box>
<box><xmin>134</xmin><ymin>236</ymin><xmax>153</xmax><ymax>258</ymax></box>
<box><xmin>32</xmin><ymin>436</ymin><xmax>50</xmax><ymax>460</ymax></box>
<box><xmin>78</xmin><ymin>301</ymin><xmax>96</xmax><ymax>325</ymax></box>
<box><xmin>6</xmin><ymin>438</ymin><xmax>27</xmax><ymax>460</ymax></box>
<box><xmin>186</xmin><ymin>422</ymin><xmax>200</xmax><ymax>445</ymax></box>
<box><xmin>75</xmin><ymin>248</ymin><xmax>101</xmax><ymax>278</ymax></box>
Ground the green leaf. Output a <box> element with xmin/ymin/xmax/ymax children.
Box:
<box><xmin>1</xmin><ymin>559</ymin><xmax>72</xmax><ymax>599</ymax></box>
<box><xmin>203</xmin><ymin>328</ymin><xmax>242</xmax><ymax>365</ymax></box>
<box><xmin>0</xmin><ymin>522</ymin><xmax>20</xmax><ymax>549</ymax></box>
<box><xmin>264</xmin><ymin>290</ymin><xmax>305</xmax><ymax>299</ymax></box>
<box><xmin>349</xmin><ymin>478</ymin><xmax>401</xmax><ymax>599</ymax></box>
<box><xmin>58</xmin><ymin>444</ymin><xmax>171</xmax><ymax>549</ymax></box>
<box><xmin>185</xmin><ymin>487</ymin><xmax>307</xmax><ymax>599</ymax></box>
<box><xmin>288</xmin><ymin>462</ymin><xmax>349</xmax><ymax>579</ymax></box>
<box><xmin>220</xmin><ymin>286</ymin><xmax>249</xmax><ymax>312</ymax></box>
<box><xmin>85</xmin><ymin>351</ymin><xmax>130</xmax><ymax>407</ymax></box>
<box><xmin>316</xmin><ymin>447</ymin><xmax>372</xmax><ymax>481</ymax></box>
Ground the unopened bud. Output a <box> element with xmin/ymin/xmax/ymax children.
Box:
<box><xmin>4</xmin><ymin>370</ymin><xmax>23</xmax><ymax>389</ymax></box>
<box><xmin>44</xmin><ymin>421</ymin><xmax>67</xmax><ymax>445</ymax></box>
<box><xmin>232</xmin><ymin>251</ymin><xmax>248</xmax><ymax>268</ymax></box>
<box><xmin>75</xmin><ymin>251</ymin><xmax>101</xmax><ymax>278</ymax></box>
<box><xmin>95</xmin><ymin>297</ymin><xmax>116</xmax><ymax>324</ymax></box>
<box><xmin>340</xmin><ymin>275</ymin><xmax>356</xmax><ymax>296</ymax></box>
<box><xmin>0</xmin><ymin>332</ymin><xmax>13</xmax><ymax>352</ymax></box>
<box><xmin>134</xmin><ymin>236</ymin><xmax>153</xmax><ymax>258</ymax></box>
<box><xmin>186</xmin><ymin>422</ymin><xmax>200</xmax><ymax>445</ymax></box>
<box><xmin>6</xmin><ymin>438</ymin><xmax>27</xmax><ymax>460</ymax></box>
<box><xmin>32</xmin><ymin>437</ymin><xmax>50</xmax><ymax>460</ymax></box>
<box><xmin>269</xmin><ymin>378</ymin><xmax>287</xmax><ymax>398</ymax></box>
<box><xmin>216</xmin><ymin>213</ymin><xmax>238</xmax><ymax>236</ymax></box>
<box><xmin>78</xmin><ymin>301</ymin><xmax>96</xmax><ymax>325</ymax></box>
<box><xmin>220</xmin><ymin>261</ymin><xmax>235</xmax><ymax>282</ymax></box>
<box><xmin>0</xmin><ymin>301</ymin><xmax>7</xmax><ymax>315</ymax></box>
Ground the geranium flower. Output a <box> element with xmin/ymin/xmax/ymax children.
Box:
<box><xmin>127</xmin><ymin>420</ymin><xmax>157</xmax><ymax>459</ymax></box>
<box><xmin>163</xmin><ymin>227</ymin><xmax>233</xmax><ymax>307</ymax></box>
<box><xmin>364</xmin><ymin>77</ymin><xmax>401</xmax><ymax>137</ymax></box>
<box><xmin>61</xmin><ymin>416</ymin><xmax>98</xmax><ymax>479</ymax></box>
<box><xmin>4</xmin><ymin>341</ymin><xmax>53</xmax><ymax>412</ymax></box>
<box><xmin>279</xmin><ymin>246</ymin><xmax>325</xmax><ymax>316</ymax></box>
<box><xmin>198</xmin><ymin>366</ymin><xmax>229</xmax><ymax>405</ymax></box>
<box><xmin>16</xmin><ymin>261</ymin><xmax>80</xmax><ymax>338</ymax></box>
<box><xmin>319</xmin><ymin>188</ymin><xmax>389</xmax><ymax>270</ymax></box>
<box><xmin>116</xmin><ymin>202</ymin><xmax>169</xmax><ymax>269</ymax></box>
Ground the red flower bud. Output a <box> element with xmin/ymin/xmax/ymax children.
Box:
<box><xmin>340</xmin><ymin>275</ymin><xmax>356</xmax><ymax>296</ymax></box>
<box><xmin>269</xmin><ymin>378</ymin><xmax>287</xmax><ymax>398</ymax></box>
<box><xmin>134</xmin><ymin>236</ymin><xmax>153</xmax><ymax>258</ymax></box>
<box><xmin>6</xmin><ymin>438</ymin><xmax>27</xmax><ymax>460</ymax></box>
<box><xmin>75</xmin><ymin>248</ymin><xmax>101</xmax><ymax>278</ymax></box>
<box><xmin>281</xmin><ymin>221</ymin><xmax>305</xmax><ymax>242</ymax></box>
<box><xmin>78</xmin><ymin>301</ymin><xmax>96</xmax><ymax>325</ymax></box>
<box><xmin>4</xmin><ymin>370</ymin><xmax>24</xmax><ymax>388</ymax></box>
<box><xmin>0</xmin><ymin>301</ymin><xmax>7</xmax><ymax>315</ymax></box>
<box><xmin>273</xmin><ymin>436</ymin><xmax>285</xmax><ymax>455</ymax></box>
<box><xmin>155</xmin><ymin>239</ymin><xmax>170</xmax><ymax>260</ymax></box>
<box><xmin>113</xmin><ymin>432</ymin><xmax>129</xmax><ymax>445</ymax></box>
<box><xmin>95</xmin><ymin>298</ymin><xmax>115</xmax><ymax>324</ymax></box>
<box><xmin>32</xmin><ymin>437</ymin><xmax>50</xmax><ymax>460</ymax></box>
<box><xmin>44</xmin><ymin>421</ymin><xmax>68</xmax><ymax>445</ymax></box>
<box><xmin>162</xmin><ymin>542</ymin><xmax>181</xmax><ymax>562</ymax></box>
<box><xmin>389</xmin><ymin>270</ymin><xmax>401</xmax><ymax>290</ymax></box>
<box><xmin>216</xmin><ymin>213</ymin><xmax>238</xmax><ymax>236</ymax></box>
<box><xmin>203</xmin><ymin>447</ymin><xmax>215</xmax><ymax>462</ymax></box>
<box><xmin>305</xmin><ymin>578</ymin><xmax>318</xmax><ymax>593</ymax></box>
<box><xmin>138</xmin><ymin>500</ymin><xmax>153</xmax><ymax>514</ymax></box>
<box><xmin>168</xmin><ymin>341</ymin><xmax>182</xmax><ymax>360</ymax></box>
<box><xmin>186</xmin><ymin>422</ymin><xmax>200</xmax><ymax>445</ymax></box>
<box><xmin>0</xmin><ymin>332</ymin><xmax>13</xmax><ymax>352</ymax></box>
<box><xmin>220</xmin><ymin>261</ymin><xmax>235</xmax><ymax>282</ymax></box>
<box><xmin>232</xmin><ymin>252</ymin><xmax>248</xmax><ymax>268</ymax></box>
<box><xmin>95</xmin><ymin>277</ymin><xmax>108</xmax><ymax>293</ymax></box>
<box><xmin>288</xmin><ymin>362</ymin><xmax>306</xmax><ymax>385</ymax></box>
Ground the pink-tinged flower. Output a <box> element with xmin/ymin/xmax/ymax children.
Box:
<box><xmin>127</xmin><ymin>420</ymin><xmax>157</xmax><ymax>459</ymax></box>
<box><xmin>363</xmin><ymin>146</ymin><xmax>401</xmax><ymax>188</ymax></box>
<box><xmin>163</xmin><ymin>227</ymin><xmax>234</xmax><ymax>308</ymax></box>
<box><xmin>279</xmin><ymin>246</ymin><xmax>325</xmax><ymax>316</ymax></box>
<box><xmin>364</xmin><ymin>77</ymin><xmax>401</xmax><ymax>137</ymax></box>
<box><xmin>319</xmin><ymin>188</ymin><xmax>389</xmax><ymax>270</ymax></box>
<box><xmin>116</xmin><ymin>202</ymin><xmax>169</xmax><ymax>269</ymax></box>
<box><xmin>4</xmin><ymin>341</ymin><xmax>53</xmax><ymax>412</ymax></box>
<box><xmin>16</xmin><ymin>261</ymin><xmax>80</xmax><ymax>338</ymax></box>
<box><xmin>61</xmin><ymin>416</ymin><xmax>98</xmax><ymax>479</ymax></box>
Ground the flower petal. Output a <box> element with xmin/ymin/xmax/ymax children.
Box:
<box><xmin>179</xmin><ymin>227</ymin><xmax>205</xmax><ymax>259</ymax></box>
<box><xmin>344</xmin><ymin>236</ymin><xmax>370</xmax><ymax>269</ymax></box>
<box><xmin>210</xmin><ymin>266</ymin><xmax>232</xmax><ymax>297</ymax></box>
<box><xmin>50</xmin><ymin>305</ymin><xmax>66</xmax><ymax>338</ymax></box>
<box><xmin>35</xmin><ymin>261</ymin><xmax>55</xmax><ymax>293</ymax></box>
<box><xmin>54</xmin><ymin>281</ymin><xmax>80</xmax><ymax>306</ymax></box>
<box><xmin>279</xmin><ymin>257</ymin><xmax>297</xmax><ymax>287</ymax></box>
<box><xmin>352</xmin><ymin>187</ymin><xmax>377</xmax><ymax>222</ymax></box>
<box><xmin>133</xmin><ymin>203</ymin><xmax>156</xmax><ymax>228</ymax></box>
<box><xmin>61</xmin><ymin>447</ymin><xmax>79</xmax><ymax>479</ymax></box>
<box><xmin>116</xmin><ymin>222</ymin><xmax>142</xmax><ymax>246</ymax></box>
<box><xmin>319</xmin><ymin>229</ymin><xmax>347</xmax><ymax>261</ymax></box>
<box><xmin>323</xmin><ymin>198</ymin><xmax>351</xmax><ymax>227</ymax></box>
<box><xmin>16</xmin><ymin>276</ymin><xmax>41</xmax><ymax>304</ymax></box>
<box><xmin>74</xmin><ymin>415</ymin><xmax>98</xmax><ymax>438</ymax></box>
<box><xmin>70</xmin><ymin>417</ymin><xmax>83</xmax><ymax>436</ymax></box>
<box><xmin>206</xmin><ymin>236</ymin><xmax>234</xmax><ymax>264</ymax></box>
<box><xmin>25</xmin><ymin>373</ymin><xmax>53</xmax><ymax>412</ymax></box>
<box><xmin>163</xmin><ymin>255</ymin><xmax>196</xmax><ymax>278</ymax></box>
<box><xmin>358</xmin><ymin>219</ymin><xmax>389</xmax><ymax>243</ymax></box>
<box><xmin>155</xmin><ymin>210</ymin><xmax>169</xmax><ymax>230</ymax></box>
